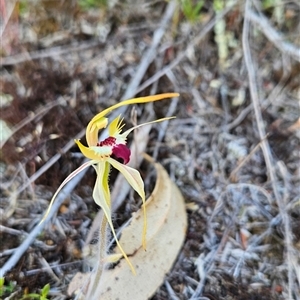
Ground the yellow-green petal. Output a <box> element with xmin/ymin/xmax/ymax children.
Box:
<box><xmin>93</xmin><ymin>162</ymin><xmax>136</xmax><ymax>274</ymax></box>
<box><xmin>108</xmin><ymin>115</ymin><xmax>125</xmax><ymax>138</ymax></box>
<box><xmin>108</xmin><ymin>157</ymin><xmax>147</xmax><ymax>250</ymax></box>
<box><xmin>75</xmin><ymin>139</ymin><xmax>112</xmax><ymax>161</ymax></box>
<box><xmin>121</xmin><ymin>116</ymin><xmax>176</xmax><ymax>139</ymax></box>
<box><xmin>93</xmin><ymin>161</ymin><xmax>110</xmax><ymax>207</ymax></box>
<box><xmin>86</xmin><ymin>93</ymin><xmax>179</xmax><ymax>146</ymax></box>
<box><xmin>86</xmin><ymin>117</ymin><xmax>108</xmax><ymax>147</ymax></box>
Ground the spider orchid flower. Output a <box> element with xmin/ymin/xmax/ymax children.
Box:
<box><xmin>41</xmin><ymin>93</ymin><xmax>179</xmax><ymax>274</ymax></box>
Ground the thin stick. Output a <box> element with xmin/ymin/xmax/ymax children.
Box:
<box><xmin>1</xmin><ymin>40</ymin><xmax>102</xmax><ymax>66</ymax></box>
<box><xmin>247</xmin><ymin>9</ymin><xmax>300</xmax><ymax>62</ymax></box>
<box><xmin>152</xmin><ymin>70</ymin><xmax>179</xmax><ymax>160</ymax></box>
<box><xmin>86</xmin><ymin>216</ymin><xmax>108</xmax><ymax>299</ymax></box>
<box><xmin>0</xmin><ymin>225</ymin><xmax>26</xmax><ymax>236</ymax></box>
<box><xmin>243</xmin><ymin>1</ymin><xmax>294</xmax><ymax>298</ymax></box>
<box><xmin>229</xmin><ymin>136</ymin><xmax>267</xmax><ymax>184</ymax></box>
<box><xmin>0</xmin><ymin>0</ymin><xmax>17</xmax><ymax>38</ymax></box>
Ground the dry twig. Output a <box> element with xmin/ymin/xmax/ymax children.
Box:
<box><xmin>247</xmin><ymin>9</ymin><xmax>300</xmax><ymax>62</ymax></box>
<box><xmin>1</xmin><ymin>41</ymin><xmax>102</xmax><ymax>66</ymax></box>
<box><xmin>243</xmin><ymin>0</ymin><xmax>295</xmax><ymax>298</ymax></box>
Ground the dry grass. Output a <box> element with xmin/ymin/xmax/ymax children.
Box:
<box><xmin>1</xmin><ymin>0</ymin><xmax>299</xmax><ymax>299</ymax></box>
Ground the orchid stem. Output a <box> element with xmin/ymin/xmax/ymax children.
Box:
<box><xmin>88</xmin><ymin>215</ymin><xmax>108</xmax><ymax>298</ymax></box>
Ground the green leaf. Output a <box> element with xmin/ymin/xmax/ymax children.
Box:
<box><xmin>41</xmin><ymin>283</ymin><xmax>50</xmax><ymax>297</ymax></box>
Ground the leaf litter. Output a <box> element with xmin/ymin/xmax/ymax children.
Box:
<box><xmin>0</xmin><ymin>0</ymin><xmax>300</xmax><ymax>299</ymax></box>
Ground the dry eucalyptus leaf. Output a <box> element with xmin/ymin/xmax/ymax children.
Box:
<box><xmin>98</xmin><ymin>158</ymin><xmax>187</xmax><ymax>299</ymax></box>
<box><xmin>67</xmin><ymin>272</ymin><xmax>90</xmax><ymax>296</ymax></box>
<box><xmin>68</xmin><ymin>158</ymin><xmax>187</xmax><ymax>299</ymax></box>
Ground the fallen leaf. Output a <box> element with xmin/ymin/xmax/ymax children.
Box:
<box><xmin>67</xmin><ymin>272</ymin><xmax>90</xmax><ymax>296</ymax></box>
<box><xmin>97</xmin><ymin>156</ymin><xmax>187</xmax><ymax>299</ymax></box>
<box><xmin>0</xmin><ymin>119</ymin><xmax>13</xmax><ymax>145</ymax></box>
<box><xmin>70</xmin><ymin>156</ymin><xmax>187</xmax><ymax>299</ymax></box>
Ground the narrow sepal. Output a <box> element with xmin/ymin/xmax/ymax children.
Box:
<box><xmin>86</xmin><ymin>93</ymin><xmax>179</xmax><ymax>146</ymax></box>
<box><xmin>40</xmin><ymin>160</ymin><xmax>95</xmax><ymax>224</ymax></box>
<box><xmin>93</xmin><ymin>163</ymin><xmax>136</xmax><ymax>274</ymax></box>
<box><xmin>108</xmin><ymin>157</ymin><xmax>147</xmax><ymax>249</ymax></box>
<box><xmin>75</xmin><ymin>139</ymin><xmax>112</xmax><ymax>161</ymax></box>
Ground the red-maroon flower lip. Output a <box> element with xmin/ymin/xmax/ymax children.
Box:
<box><xmin>97</xmin><ymin>136</ymin><xmax>131</xmax><ymax>164</ymax></box>
<box><xmin>112</xmin><ymin>143</ymin><xmax>131</xmax><ymax>164</ymax></box>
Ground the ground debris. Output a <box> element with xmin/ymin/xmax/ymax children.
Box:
<box><xmin>1</xmin><ymin>1</ymin><xmax>299</xmax><ymax>299</ymax></box>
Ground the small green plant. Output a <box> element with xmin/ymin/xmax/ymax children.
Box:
<box><xmin>19</xmin><ymin>0</ymin><xmax>29</xmax><ymax>14</ymax></box>
<box><xmin>0</xmin><ymin>277</ymin><xmax>15</xmax><ymax>297</ymax></box>
<box><xmin>262</xmin><ymin>0</ymin><xmax>283</xmax><ymax>24</ymax></box>
<box><xmin>213</xmin><ymin>0</ymin><xmax>228</xmax><ymax>68</ymax></box>
<box><xmin>78</xmin><ymin>0</ymin><xmax>107</xmax><ymax>10</ymax></box>
<box><xmin>180</xmin><ymin>0</ymin><xmax>204</xmax><ymax>23</ymax></box>
<box><xmin>262</xmin><ymin>0</ymin><xmax>277</xmax><ymax>9</ymax></box>
<box><xmin>21</xmin><ymin>283</ymin><xmax>50</xmax><ymax>300</ymax></box>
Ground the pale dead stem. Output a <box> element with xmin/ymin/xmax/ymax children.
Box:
<box><xmin>0</xmin><ymin>0</ymin><xmax>177</xmax><ymax>279</ymax></box>
<box><xmin>85</xmin><ymin>215</ymin><xmax>108</xmax><ymax>299</ymax></box>
<box><xmin>0</xmin><ymin>225</ymin><xmax>27</xmax><ymax>236</ymax></box>
<box><xmin>229</xmin><ymin>136</ymin><xmax>268</xmax><ymax>184</ymax></box>
<box><xmin>38</xmin><ymin>256</ymin><xmax>60</xmax><ymax>284</ymax></box>
<box><xmin>0</xmin><ymin>0</ymin><xmax>17</xmax><ymax>37</ymax></box>
<box><xmin>243</xmin><ymin>0</ymin><xmax>296</xmax><ymax>299</ymax></box>
<box><xmin>278</xmin><ymin>161</ymin><xmax>300</xmax><ymax>293</ymax></box>
<box><xmin>165</xmin><ymin>280</ymin><xmax>180</xmax><ymax>300</ymax></box>
<box><xmin>152</xmin><ymin>70</ymin><xmax>180</xmax><ymax>160</ymax></box>
<box><xmin>1</xmin><ymin>40</ymin><xmax>102</xmax><ymax>66</ymax></box>
<box><xmin>247</xmin><ymin>8</ymin><xmax>300</xmax><ymax>62</ymax></box>
<box><xmin>223</xmin><ymin>54</ymin><xmax>292</xmax><ymax>132</ymax></box>
<box><xmin>0</xmin><ymin>163</ymin><xmax>87</xmax><ymax>277</ymax></box>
